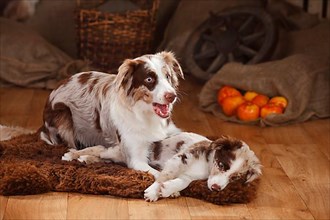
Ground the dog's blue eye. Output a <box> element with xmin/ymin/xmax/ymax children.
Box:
<box><xmin>145</xmin><ymin>77</ymin><xmax>154</xmax><ymax>83</ymax></box>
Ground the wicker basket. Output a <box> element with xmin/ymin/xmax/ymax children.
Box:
<box><xmin>76</xmin><ymin>0</ymin><xmax>159</xmax><ymax>72</ymax></box>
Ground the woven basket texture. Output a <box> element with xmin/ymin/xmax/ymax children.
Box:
<box><xmin>76</xmin><ymin>0</ymin><xmax>159</xmax><ymax>72</ymax></box>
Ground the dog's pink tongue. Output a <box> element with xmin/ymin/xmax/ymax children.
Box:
<box><xmin>153</xmin><ymin>103</ymin><xmax>169</xmax><ymax>118</ymax></box>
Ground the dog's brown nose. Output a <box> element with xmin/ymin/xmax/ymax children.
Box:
<box><xmin>211</xmin><ymin>184</ymin><xmax>221</xmax><ymax>191</ymax></box>
<box><xmin>164</xmin><ymin>92</ymin><xmax>177</xmax><ymax>103</ymax></box>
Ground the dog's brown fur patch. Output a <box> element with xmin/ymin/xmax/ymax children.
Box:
<box><xmin>175</xmin><ymin>141</ymin><xmax>185</xmax><ymax>153</ymax></box>
<box><xmin>151</xmin><ymin>141</ymin><xmax>162</xmax><ymax>161</ymax></box>
<box><xmin>94</xmin><ymin>109</ymin><xmax>102</xmax><ymax>132</ymax></box>
<box><xmin>43</xmin><ymin>101</ymin><xmax>73</xmax><ymax>132</ymax></box>
<box><xmin>128</xmin><ymin>62</ymin><xmax>157</xmax><ymax>95</ymax></box>
<box><xmin>178</xmin><ymin>153</ymin><xmax>188</xmax><ymax>164</ymax></box>
<box><xmin>189</xmin><ymin>141</ymin><xmax>212</xmax><ymax>158</ymax></box>
<box><xmin>132</xmin><ymin>87</ymin><xmax>153</xmax><ymax>103</ymax></box>
<box><xmin>78</xmin><ymin>72</ymin><xmax>92</xmax><ymax>85</ymax></box>
<box><xmin>102</xmin><ymin>83</ymin><xmax>111</xmax><ymax>97</ymax></box>
<box><xmin>211</xmin><ymin>136</ymin><xmax>243</xmax><ymax>171</ymax></box>
<box><xmin>89</xmin><ymin>78</ymin><xmax>99</xmax><ymax>93</ymax></box>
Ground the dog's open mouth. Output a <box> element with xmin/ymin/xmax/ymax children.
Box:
<box><xmin>152</xmin><ymin>103</ymin><xmax>170</xmax><ymax>118</ymax></box>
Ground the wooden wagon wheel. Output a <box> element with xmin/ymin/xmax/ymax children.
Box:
<box><xmin>184</xmin><ymin>6</ymin><xmax>277</xmax><ymax>81</ymax></box>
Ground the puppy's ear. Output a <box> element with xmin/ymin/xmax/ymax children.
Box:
<box><xmin>159</xmin><ymin>51</ymin><xmax>184</xmax><ymax>79</ymax></box>
<box><xmin>114</xmin><ymin>59</ymin><xmax>139</xmax><ymax>91</ymax></box>
<box><xmin>211</xmin><ymin>135</ymin><xmax>243</xmax><ymax>151</ymax></box>
<box><xmin>246</xmin><ymin>162</ymin><xmax>262</xmax><ymax>183</ymax></box>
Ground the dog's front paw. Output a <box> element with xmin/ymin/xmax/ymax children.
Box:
<box><xmin>160</xmin><ymin>182</ymin><xmax>180</xmax><ymax>198</ymax></box>
<box><xmin>61</xmin><ymin>149</ymin><xmax>78</xmax><ymax>161</ymax></box>
<box><xmin>144</xmin><ymin>182</ymin><xmax>161</xmax><ymax>202</ymax></box>
<box><xmin>169</xmin><ymin>191</ymin><xmax>181</xmax><ymax>198</ymax></box>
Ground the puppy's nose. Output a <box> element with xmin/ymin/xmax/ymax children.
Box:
<box><xmin>211</xmin><ymin>184</ymin><xmax>221</xmax><ymax>191</ymax></box>
<box><xmin>164</xmin><ymin>92</ymin><xmax>177</xmax><ymax>103</ymax></box>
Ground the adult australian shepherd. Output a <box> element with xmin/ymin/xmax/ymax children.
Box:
<box><xmin>39</xmin><ymin>51</ymin><xmax>184</xmax><ymax>177</ymax></box>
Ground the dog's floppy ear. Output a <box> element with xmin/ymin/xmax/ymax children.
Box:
<box><xmin>246</xmin><ymin>162</ymin><xmax>262</xmax><ymax>183</ymax></box>
<box><xmin>159</xmin><ymin>51</ymin><xmax>184</xmax><ymax>80</ymax></box>
<box><xmin>114</xmin><ymin>59</ymin><xmax>140</xmax><ymax>92</ymax></box>
<box><xmin>210</xmin><ymin>135</ymin><xmax>243</xmax><ymax>151</ymax></box>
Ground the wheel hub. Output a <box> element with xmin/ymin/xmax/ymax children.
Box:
<box><xmin>213</xmin><ymin>28</ymin><xmax>239</xmax><ymax>54</ymax></box>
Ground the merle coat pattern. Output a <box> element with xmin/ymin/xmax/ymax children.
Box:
<box><xmin>40</xmin><ymin>51</ymin><xmax>184</xmax><ymax>177</ymax></box>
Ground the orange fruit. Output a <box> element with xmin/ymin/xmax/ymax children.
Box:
<box><xmin>221</xmin><ymin>96</ymin><xmax>245</xmax><ymax>116</ymax></box>
<box><xmin>260</xmin><ymin>104</ymin><xmax>284</xmax><ymax>118</ymax></box>
<box><xmin>252</xmin><ymin>94</ymin><xmax>269</xmax><ymax>107</ymax></box>
<box><xmin>237</xmin><ymin>102</ymin><xmax>260</xmax><ymax>121</ymax></box>
<box><xmin>244</xmin><ymin>91</ymin><xmax>258</xmax><ymax>101</ymax></box>
<box><xmin>269</xmin><ymin>96</ymin><xmax>288</xmax><ymax>109</ymax></box>
<box><xmin>217</xmin><ymin>86</ymin><xmax>242</xmax><ymax>106</ymax></box>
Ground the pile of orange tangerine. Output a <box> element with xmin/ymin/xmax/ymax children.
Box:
<box><xmin>217</xmin><ymin>85</ymin><xmax>288</xmax><ymax>121</ymax></box>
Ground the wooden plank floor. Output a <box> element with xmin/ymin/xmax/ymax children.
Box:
<box><xmin>0</xmin><ymin>76</ymin><xmax>329</xmax><ymax>219</ymax></box>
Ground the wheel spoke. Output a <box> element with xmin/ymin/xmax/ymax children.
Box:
<box><xmin>228</xmin><ymin>52</ymin><xmax>235</xmax><ymax>62</ymax></box>
<box><xmin>238</xmin><ymin>16</ymin><xmax>254</xmax><ymax>33</ymax></box>
<box><xmin>241</xmin><ymin>31</ymin><xmax>265</xmax><ymax>44</ymax></box>
<box><xmin>237</xmin><ymin>44</ymin><xmax>257</xmax><ymax>57</ymax></box>
<box><xmin>206</xmin><ymin>53</ymin><xmax>226</xmax><ymax>73</ymax></box>
<box><xmin>194</xmin><ymin>48</ymin><xmax>217</xmax><ymax>60</ymax></box>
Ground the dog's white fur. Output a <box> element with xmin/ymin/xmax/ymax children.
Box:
<box><xmin>62</xmin><ymin>132</ymin><xmax>262</xmax><ymax>202</ymax></box>
<box><xmin>40</xmin><ymin>52</ymin><xmax>184</xmax><ymax>177</ymax></box>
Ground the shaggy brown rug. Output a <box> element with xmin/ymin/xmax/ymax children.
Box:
<box><xmin>0</xmin><ymin>132</ymin><xmax>259</xmax><ymax>205</ymax></box>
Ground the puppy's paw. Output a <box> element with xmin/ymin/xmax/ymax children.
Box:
<box><xmin>61</xmin><ymin>149</ymin><xmax>78</xmax><ymax>161</ymax></box>
<box><xmin>169</xmin><ymin>191</ymin><xmax>181</xmax><ymax>198</ymax></box>
<box><xmin>77</xmin><ymin>155</ymin><xmax>101</xmax><ymax>164</ymax></box>
<box><xmin>144</xmin><ymin>182</ymin><xmax>161</xmax><ymax>202</ymax></box>
<box><xmin>160</xmin><ymin>182</ymin><xmax>180</xmax><ymax>198</ymax></box>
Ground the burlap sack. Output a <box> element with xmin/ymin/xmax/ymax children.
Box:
<box><xmin>199</xmin><ymin>54</ymin><xmax>329</xmax><ymax>126</ymax></box>
<box><xmin>0</xmin><ymin>18</ymin><xmax>90</xmax><ymax>89</ymax></box>
<box><xmin>199</xmin><ymin>18</ymin><xmax>330</xmax><ymax>126</ymax></box>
